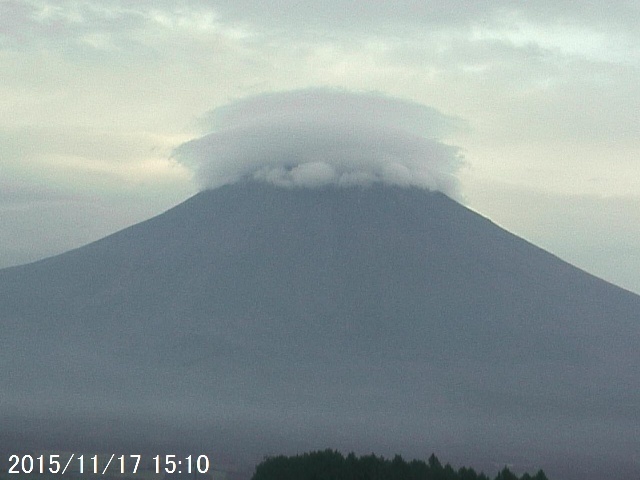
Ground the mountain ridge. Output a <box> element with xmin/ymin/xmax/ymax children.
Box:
<box><xmin>1</xmin><ymin>182</ymin><xmax>638</xmax><ymax>479</ymax></box>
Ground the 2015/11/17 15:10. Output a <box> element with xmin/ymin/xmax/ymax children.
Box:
<box><xmin>7</xmin><ymin>454</ymin><xmax>211</xmax><ymax>475</ymax></box>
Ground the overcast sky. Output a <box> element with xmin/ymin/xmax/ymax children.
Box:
<box><xmin>1</xmin><ymin>0</ymin><xmax>639</xmax><ymax>294</ymax></box>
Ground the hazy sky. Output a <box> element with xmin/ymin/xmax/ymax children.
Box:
<box><xmin>1</xmin><ymin>0</ymin><xmax>639</xmax><ymax>294</ymax></box>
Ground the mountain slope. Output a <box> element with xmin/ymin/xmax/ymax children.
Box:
<box><xmin>1</xmin><ymin>182</ymin><xmax>638</xmax><ymax>479</ymax></box>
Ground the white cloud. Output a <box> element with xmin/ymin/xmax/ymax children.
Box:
<box><xmin>174</xmin><ymin>89</ymin><xmax>464</xmax><ymax>196</ymax></box>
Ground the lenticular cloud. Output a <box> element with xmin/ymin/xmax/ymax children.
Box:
<box><xmin>174</xmin><ymin>89</ymin><xmax>464</xmax><ymax>196</ymax></box>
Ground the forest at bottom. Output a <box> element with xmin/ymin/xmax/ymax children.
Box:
<box><xmin>251</xmin><ymin>449</ymin><xmax>549</xmax><ymax>480</ymax></box>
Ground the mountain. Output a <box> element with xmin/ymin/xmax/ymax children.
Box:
<box><xmin>1</xmin><ymin>182</ymin><xmax>638</xmax><ymax>479</ymax></box>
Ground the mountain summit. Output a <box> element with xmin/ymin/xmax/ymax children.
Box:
<box><xmin>1</xmin><ymin>182</ymin><xmax>638</xmax><ymax>479</ymax></box>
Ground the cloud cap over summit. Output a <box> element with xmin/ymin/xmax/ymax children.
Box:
<box><xmin>174</xmin><ymin>89</ymin><xmax>464</xmax><ymax>196</ymax></box>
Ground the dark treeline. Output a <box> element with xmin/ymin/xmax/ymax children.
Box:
<box><xmin>251</xmin><ymin>450</ymin><xmax>549</xmax><ymax>480</ymax></box>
